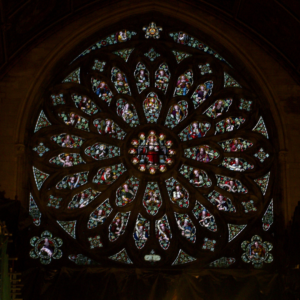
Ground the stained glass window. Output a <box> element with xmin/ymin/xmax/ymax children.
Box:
<box><xmin>29</xmin><ymin>24</ymin><xmax>275</xmax><ymax>269</ymax></box>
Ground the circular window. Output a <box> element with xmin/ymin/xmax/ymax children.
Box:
<box><xmin>29</xmin><ymin>22</ymin><xmax>275</xmax><ymax>268</ymax></box>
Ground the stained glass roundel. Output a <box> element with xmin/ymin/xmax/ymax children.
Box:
<box><xmin>29</xmin><ymin>24</ymin><xmax>275</xmax><ymax>268</ymax></box>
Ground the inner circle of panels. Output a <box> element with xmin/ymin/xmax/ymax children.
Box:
<box><xmin>30</xmin><ymin>28</ymin><xmax>274</xmax><ymax>268</ymax></box>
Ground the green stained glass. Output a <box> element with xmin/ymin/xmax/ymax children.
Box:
<box><xmin>116</xmin><ymin>99</ymin><xmax>139</xmax><ymax>127</ymax></box>
<box><xmin>165</xmin><ymin>177</ymin><xmax>189</xmax><ymax>208</ymax></box>
<box><xmin>241</xmin><ymin>200</ymin><xmax>257</xmax><ymax>213</ymax></box>
<box><xmin>49</xmin><ymin>153</ymin><xmax>85</xmax><ymax>167</ymax></box>
<box><xmin>205</xmin><ymin>190</ymin><xmax>236</xmax><ymax>213</ymax></box>
<box><xmin>143</xmin><ymin>182</ymin><xmax>162</xmax><ymax>216</ymax></box>
<box><xmin>71</xmin><ymin>94</ymin><xmax>99</xmax><ymax>115</ymax></box>
<box><xmin>215</xmin><ymin>117</ymin><xmax>245</xmax><ymax>135</ymax></box>
<box><xmin>216</xmin><ymin>175</ymin><xmax>248</xmax><ymax>194</ymax></box>
<box><xmin>170</xmin><ymin>32</ymin><xmax>232</xmax><ymax>67</ymax></box>
<box><xmin>239</xmin><ymin>98</ymin><xmax>252</xmax><ymax>111</ymax></box>
<box><xmin>34</xmin><ymin>110</ymin><xmax>51</xmax><ymax>133</ymax></box>
<box><xmin>58</xmin><ymin>112</ymin><xmax>89</xmax><ymax>132</ymax></box>
<box><xmin>172</xmin><ymin>50</ymin><xmax>191</xmax><ymax>63</ymax></box>
<box><xmin>224</xmin><ymin>72</ymin><xmax>241</xmax><ymax>88</ymax></box>
<box><xmin>47</xmin><ymin>195</ymin><xmax>63</xmax><ymax>209</ymax></box>
<box><xmin>155</xmin><ymin>215</ymin><xmax>172</xmax><ymax>250</ymax></box>
<box><xmin>51</xmin><ymin>133</ymin><xmax>85</xmax><ymax>148</ymax></box>
<box><xmin>202</xmin><ymin>238</ymin><xmax>216</xmax><ymax>251</ymax></box>
<box><xmin>164</xmin><ymin>100</ymin><xmax>188</xmax><ymax>129</ymax></box>
<box><xmin>204</xmin><ymin>98</ymin><xmax>232</xmax><ymax>119</ymax></box>
<box><xmin>88</xmin><ymin>235</ymin><xmax>103</xmax><ymax>249</ymax></box>
<box><xmin>108</xmin><ymin>248</ymin><xmax>133</xmax><ymax>264</ymax></box>
<box><xmin>133</xmin><ymin>214</ymin><xmax>150</xmax><ymax>249</ymax></box>
<box><xmin>108</xmin><ymin>212</ymin><xmax>130</xmax><ymax>242</ymax></box>
<box><xmin>144</xmin><ymin>48</ymin><xmax>160</xmax><ymax>61</ymax></box>
<box><xmin>209</xmin><ymin>257</ymin><xmax>235</xmax><ymax>268</ymax></box>
<box><xmin>87</xmin><ymin>198</ymin><xmax>112</xmax><ymax>229</ymax></box>
<box><xmin>253</xmin><ymin>116</ymin><xmax>269</xmax><ymax>139</ymax></box>
<box><xmin>33</xmin><ymin>166</ymin><xmax>49</xmax><ymax>190</ymax></box>
<box><xmin>218</xmin><ymin>138</ymin><xmax>253</xmax><ymax>152</ymax></box>
<box><xmin>92</xmin><ymin>164</ymin><xmax>126</xmax><ymax>185</ymax></box>
<box><xmin>174</xmin><ymin>69</ymin><xmax>193</xmax><ymax>96</ymax></box>
<box><xmin>262</xmin><ymin>199</ymin><xmax>273</xmax><ymax>231</ymax></box>
<box><xmin>68</xmin><ymin>254</ymin><xmax>99</xmax><ymax>265</ymax></box>
<box><xmin>29</xmin><ymin>193</ymin><xmax>41</xmax><ymax>226</ymax></box>
<box><xmin>92</xmin><ymin>60</ymin><xmax>106</xmax><ymax>72</ymax></box>
<box><xmin>228</xmin><ymin>224</ymin><xmax>246</xmax><ymax>242</ymax></box>
<box><xmin>254</xmin><ymin>172</ymin><xmax>270</xmax><ymax>196</ymax></box>
<box><xmin>56</xmin><ymin>172</ymin><xmax>89</xmax><ymax>190</ymax></box>
<box><xmin>33</xmin><ymin>142</ymin><xmax>49</xmax><ymax>156</ymax></box>
<box><xmin>192</xmin><ymin>201</ymin><xmax>217</xmax><ymax>232</ymax></box>
<box><xmin>113</xmin><ymin>48</ymin><xmax>134</xmax><ymax>62</ymax></box>
<box><xmin>184</xmin><ymin>145</ymin><xmax>219</xmax><ymax>163</ymax></box>
<box><xmin>50</xmin><ymin>94</ymin><xmax>65</xmax><ymax>106</ymax></box>
<box><xmin>178</xmin><ymin>121</ymin><xmax>211</xmax><ymax>141</ymax></box>
<box><xmin>220</xmin><ymin>157</ymin><xmax>254</xmax><ymax>172</ymax></box>
<box><xmin>179</xmin><ymin>165</ymin><xmax>212</xmax><ymax>188</ymax></box>
<box><xmin>172</xmin><ymin>249</ymin><xmax>196</xmax><ymax>265</ymax></box>
<box><xmin>57</xmin><ymin>220</ymin><xmax>77</xmax><ymax>239</ymax></box>
<box><xmin>93</xmin><ymin>118</ymin><xmax>126</xmax><ymax>140</ymax></box>
<box><xmin>62</xmin><ymin>68</ymin><xmax>80</xmax><ymax>83</ymax></box>
<box><xmin>199</xmin><ymin>63</ymin><xmax>212</xmax><ymax>75</ymax></box>
<box><xmin>85</xmin><ymin>143</ymin><xmax>120</xmax><ymax>161</ymax></box>
<box><xmin>191</xmin><ymin>81</ymin><xmax>213</xmax><ymax>109</ymax></box>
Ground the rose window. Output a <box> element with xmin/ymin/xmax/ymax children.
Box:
<box><xmin>29</xmin><ymin>22</ymin><xmax>275</xmax><ymax>268</ymax></box>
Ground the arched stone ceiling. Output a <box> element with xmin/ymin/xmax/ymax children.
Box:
<box><xmin>1</xmin><ymin>0</ymin><xmax>300</xmax><ymax>82</ymax></box>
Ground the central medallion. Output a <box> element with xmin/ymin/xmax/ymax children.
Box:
<box><xmin>129</xmin><ymin>130</ymin><xmax>175</xmax><ymax>175</ymax></box>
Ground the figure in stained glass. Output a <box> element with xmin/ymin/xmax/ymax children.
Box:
<box><xmin>143</xmin><ymin>93</ymin><xmax>162</xmax><ymax>123</ymax></box>
<box><xmin>51</xmin><ymin>134</ymin><xmax>84</xmax><ymax>149</ymax></box>
<box><xmin>205</xmin><ymin>99</ymin><xmax>232</xmax><ymax>119</ymax></box>
<box><xmin>134</xmin><ymin>62</ymin><xmax>150</xmax><ymax>93</ymax></box>
<box><xmin>59</xmin><ymin>112</ymin><xmax>89</xmax><ymax>131</ymax></box>
<box><xmin>165</xmin><ymin>178</ymin><xmax>189</xmax><ymax>208</ymax></box>
<box><xmin>175</xmin><ymin>213</ymin><xmax>196</xmax><ymax>243</ymax></box>
<box><xmin>87</xmin><ymin>199</ymin><xmax>112</xmax><ymax>229</ymax></box>
<box><xmin>68</xmin><ymin>188</ymin><xmax>100</xmax><ymax>209</ymax></box>
<box><xmin>164</xmin><ymin>101</ymin><xmax>188</xmax><ymax>129</ymax></box>
<box><xmin>116</xmin><ymin>99</ymin><xmax>139</xmax><ymax>127</ymax></box>
<box><xmin>91</xmin><ymin>79</ymin><xmax>113</xmax><ymax>105</ymax></box>
<box><xmin>178</xmin><ymin>121</ymin><xmax>211</xmax><ymax>141</ymax></box>
<box><xmin>221</xmin><ymin>157</ymin><xmax>254</xmax><ymax>172</ymax></box>
<box><xmin>116</xmin><ymin>30</ymin><xmax>128</xmax><ymax>42</ymax></box>
<box><xmin>217</xmin><ymin>175</ymin><xmax>248</xmax><ymax>194</ymax></box>
<box><xmin>174</xmin><ymin>70</ymin><xmax>193</xmax><ymax>96</ymax></box>
<box><xmin>109</xmin><ymin>212</ymin><xmax>130</xmax><ymax>242</ymax></box>
<box><xmin>155</xmin><ymin>63</ymin><xmax>170</xmax><ymax>94</ymax></box>
<box><xmin>205</xmin><ymin>190</ymin><xmax>236</xmax><ymax>212</ymax></box>
<box><xmin>189</xmin><ymin>169</ymin><xmax>208</xmax><ymax>187</ymax></box>
<box><xmin>71</xmin><ymin>94</ymin><xmax>98</xmax><ymax>115</ymax></box>
<box><xmin>193</xmin><ymin>201</ymin><xmax>217</xmax><ymax>232</ymax></box>
<box><xmin>218</xmin><ymin>138</ymin><xmax>253</xmax><ymax>152</ymax></box>
<box><xmin>93</xmin><ymin>118</ymin><xmax>126</xmax><ymax>140</ymax></box>
<box><xmin>143</xmin><ymin>189</ymin><xmax>162</xmax><ymax>216</ymax></box>
<box><xmin>49</xmin><ymin>153</ymin><xmax>85</xmax><ymax>167</ymax></box>
<box><xmin>191</xmin><ymin>81</ymin><xmax>213</xmax><ymax>109</ymax></box>
<box><xmin>133</xmin><ymin>214</ymin><xmax>149</xmax><ymax>249</ymax></box>
<box><xmin>185</xmin><ymin>145</ymin><xmax>218</xmax><ymax>163</ymax></box>
<box><xmin>111</xmin><ymin>67</ymin><xmax>131</xmax><ymax>95</ymax></box>
<box><xmin>215</xmin><ymin>117</ymin><xmax>245</xmax><ymax>135</ymax></box>
<box><xmin>155</xmin><ymin>215</ymin><xmax>172</xmax><ymax>250</ymax></box>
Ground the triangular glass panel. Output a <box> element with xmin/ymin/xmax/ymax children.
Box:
<box><xmin>253</xmin><ymin>116</ymin><xmax>269</xmax><ymax>139</ymax></box>
<box><xmin>172</xmin><ymin>249</ymin><xmax>196</xmax><ymax>265</ymax></box>
<box><xmin>113</xmin><ymin>48</ymin><xmax>134</xmax><ymax>62</ymax></box>
<box><xmin>29</xmin><ymin>194</ymin><xmax>41</xmax><ymax>226</ymax></box>
<box><xmin>209</xmin><ymin>257</ymin><xmax>235</xmax><ymax>268</ymax></box>
<box><xmin>57</xmin><ymin>220</ymin><xmax>77</xmax><ymax>239</ymax></box>
<box><xmin>254</xmin><ymin>172</ymin><xmax>270</xmax><ymax>196</ymax></box>
<box><xmin>34</xmin><ymin>110</ymin><xmax>51</xmax><ymax>133</ymax></box>
<box><xmin>68</xmin><ymin>254</ymin><xmax>99</xmax><ymax>265</ymax></box>
<box><xmin>62</xmin><ymin>68</ymin><xmax>80</xmax><ymax>83</ymax></box>
<box><xmin>33</xmin><ymin>166</ymin><xmax>49</xmax><ymax>190</ymax></box>
<box><xmin>224</xmin><ymin>72</ymin><xmax>241</xmax><ymax>88</ymax></box>
<box><xmin>108</xmin><ymin>248</ymin><xmax>133</xmax><ymax>264</ymax></box>
<box><xmin>228</xmin><ymin>223</ymin><xmax>246</xmax><ymax>242</ymax></box>
<box><xmin>262</xmin><ymin>199</ymin><xmax>274</xmax><ymax>231</ymax></box>
<box><xmin>172</xmin><ymin>50</ymin><xmax>191</xmax><ymax>63</ymax></box>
